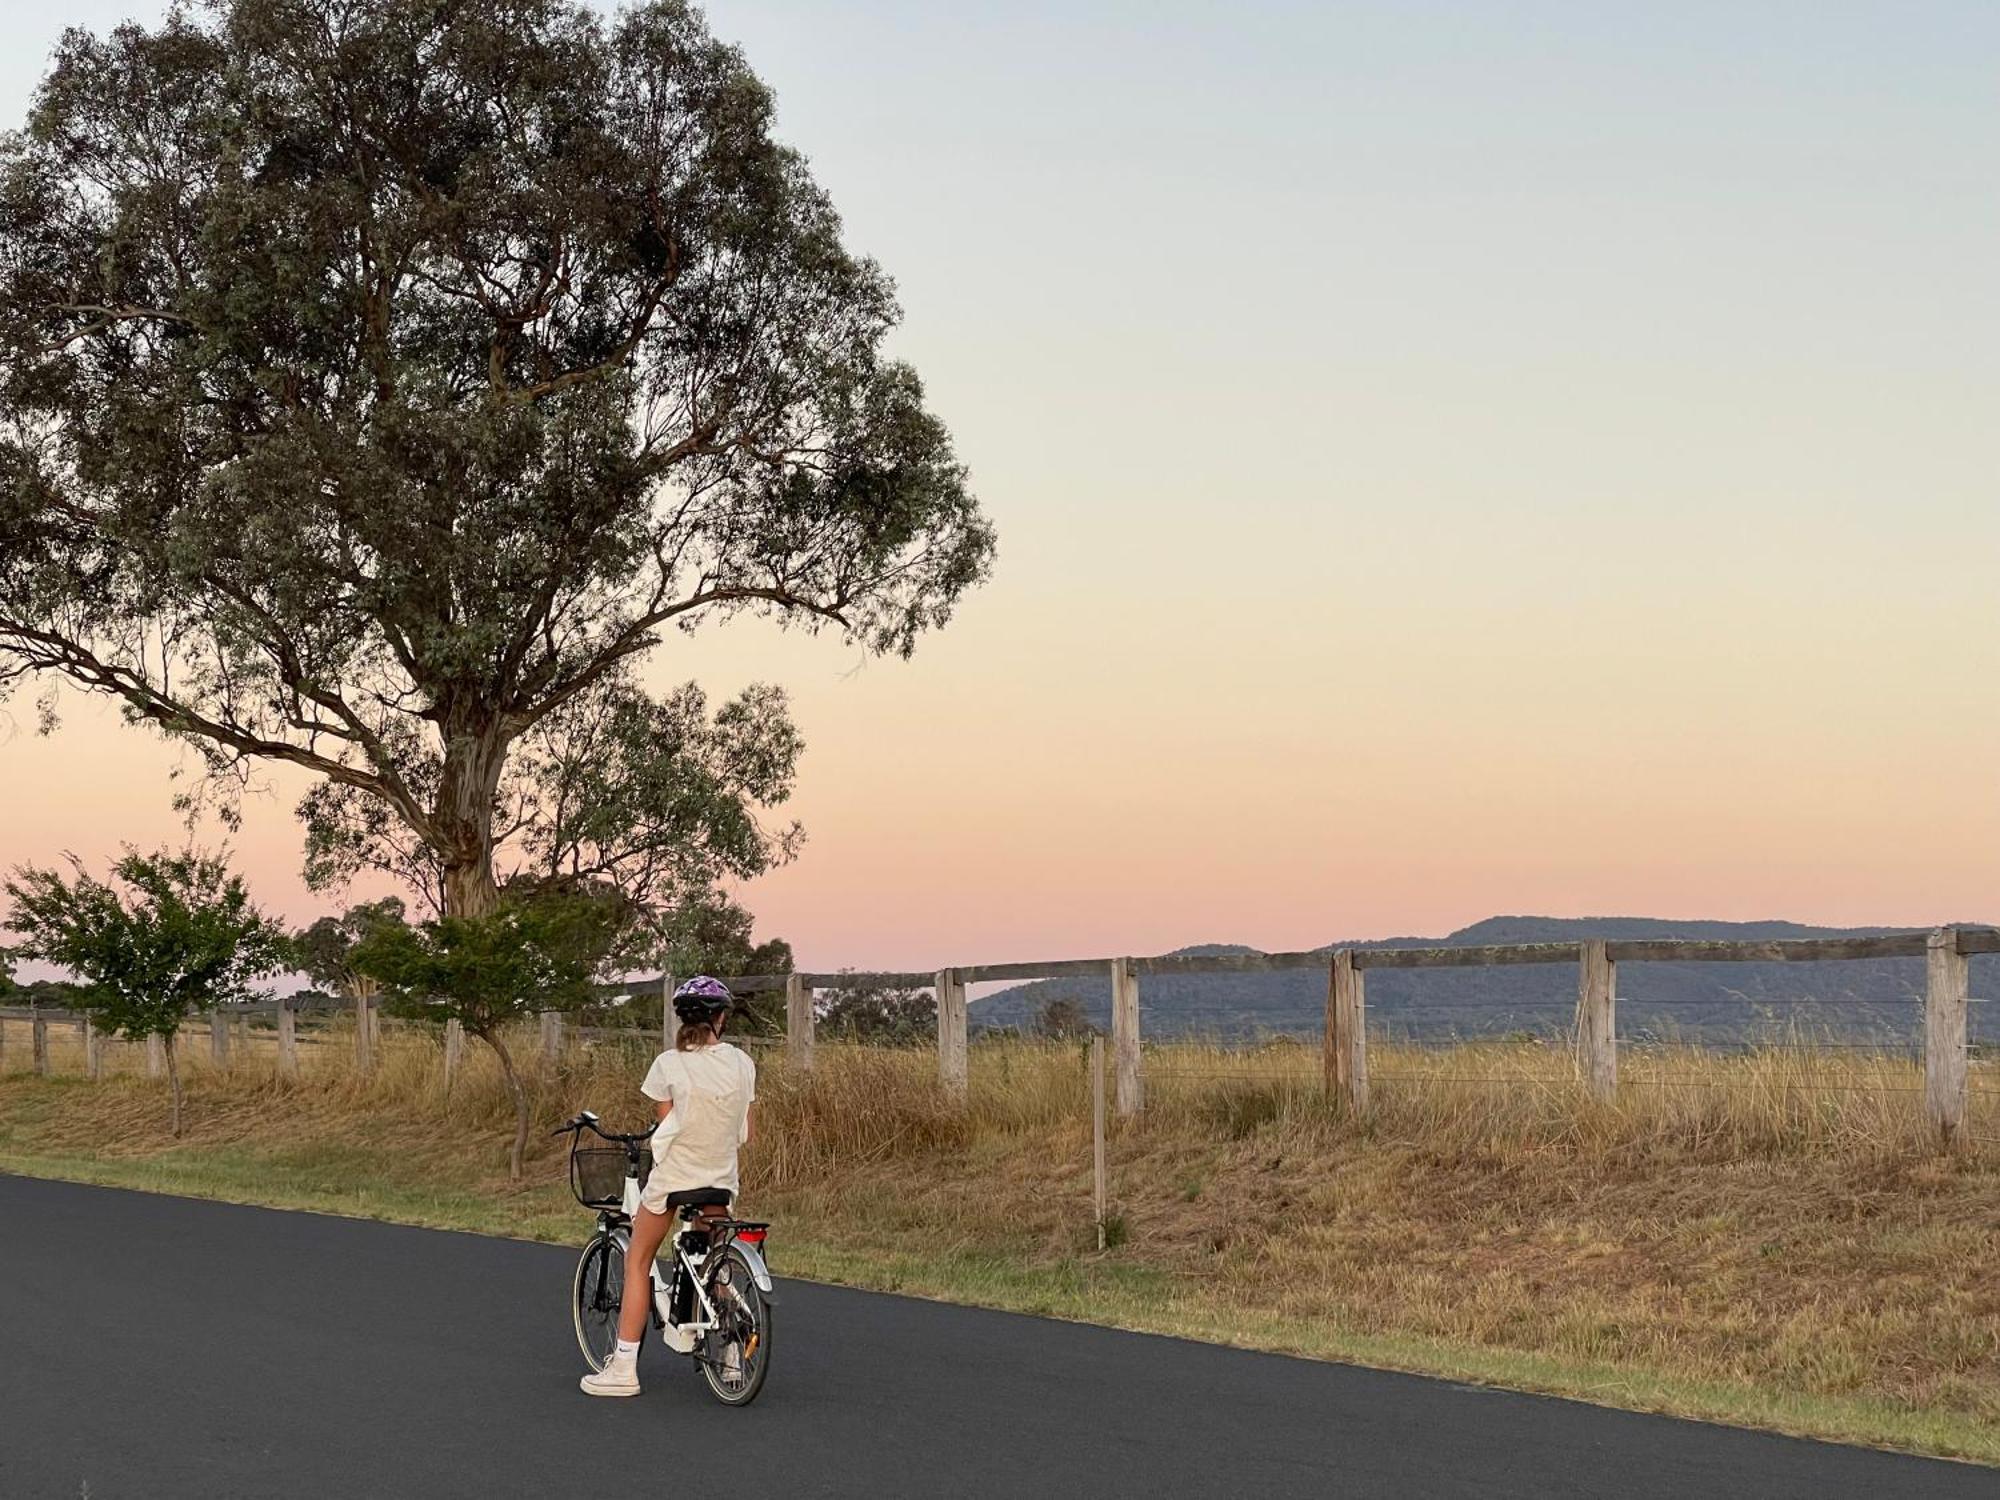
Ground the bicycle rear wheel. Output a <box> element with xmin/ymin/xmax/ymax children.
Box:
<box><xmin>696</xmin><ymin>1245</ymin><xmax>771</xmax><ymax>1406</ymax></box>
<box><xmin>573</xmin><ymin>1230</ymin><xmax>626</xmax><ymax>1371</ymax></box>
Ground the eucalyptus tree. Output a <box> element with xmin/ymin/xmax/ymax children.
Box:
<box><xmin>0</xmin><ymin>0</ymin><xmax>993</xmax><ymax>944</ymax></box>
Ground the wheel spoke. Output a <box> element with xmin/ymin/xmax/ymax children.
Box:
<box><xmin>574</xmin><ymin>1235</ymin><xmax>628</xmax><ymax>1371</ymax></box>
<box><xmin>695</xmin><ymin>1249</ymin><xmax>768</xmax><ymax>1403</ymax></box>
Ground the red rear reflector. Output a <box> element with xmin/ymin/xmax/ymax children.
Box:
<box><xmin>736</xmin><ymin>1229</ymin><xmax>766</xmax><ymax>1245</ymax></box>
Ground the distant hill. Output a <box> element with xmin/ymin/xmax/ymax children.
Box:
<box><xmin>969</xmin><ymin>916</ymin><xmax>1999</xmax><ymax>1046</ymax></box>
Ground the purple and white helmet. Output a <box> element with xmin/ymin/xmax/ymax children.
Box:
<box><xmin>672</xmin><ymin>975</ymin><xmax>733</xmax><ymax>1024</ymax></box>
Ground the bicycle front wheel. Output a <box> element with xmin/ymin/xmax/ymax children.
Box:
<box><xmin>573</xmin><ymin>1230</ymin><xmax>627</xmax><ymax>1372</ymax></box>
<box><xmin>697</xmin><ymin>1246</ymin><xmax>772</xmax><ymax>1406</ymax></box>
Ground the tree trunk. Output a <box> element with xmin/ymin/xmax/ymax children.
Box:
<box><xmin>435</xmin><ymin>728</ymin><xmax>525</xmax><ymax>1167</ymax></box>
<box><xmin>442</xmin><ymin>858</ymin><xmax>500</xmax><ymax>920</ymax></box>
<box><xmin>481</xmin><ymin>1027</ymin><xmax>531</xmax><ymax>1180</ymax></box>
<box><xmin>437</xmin><ymin>723</ymin><xmax>507</xmax><ymax>921</ymax></box>
<box><xmin>435</xmin><ymin>733</ymin><xmax>509</xmax><ymax>1111</ymax></box>
<box><xmin>164</xmin><ymin>1031</ymin><xmax>183</xmax><ymax>1138</ymax></box>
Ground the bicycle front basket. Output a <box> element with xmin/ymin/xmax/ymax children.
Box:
<box><xmin>569</xmin><ymin>1144</ymin><xmax>632</xmax><ymax>1209</ymax></box>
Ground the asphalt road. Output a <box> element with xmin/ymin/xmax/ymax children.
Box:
<box><xmin>0</xmin><ymin>1174</ymin><xmax>1987</xmax><ymax>1498</ymax></box>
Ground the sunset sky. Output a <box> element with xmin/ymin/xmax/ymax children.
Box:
<box><xmin>3</xmin><ymin>2</ymin><xmax>1996</xmax><ymax>971</ymax></box>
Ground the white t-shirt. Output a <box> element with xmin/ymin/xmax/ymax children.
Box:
<box><xmin>639</xmin><ymin>1042</ymin><xmax>757</xmax><ymax>1199</ymax></box>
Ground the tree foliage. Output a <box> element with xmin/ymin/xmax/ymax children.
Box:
<box><xmin>7</xmin><ymin>976</ymin><xmax>95</xmax><ymax>1008</ymax></box>
<box><xmin>623</xmin><ymin>887</ymin><xmax>793</xmax><ymax>1034</ymax></box>
<box><xmin>351</xmin><ymin>888</ymin><xmax>621</xmax><ymax>1174</ymax></box>
<box><xmin>818</xmin><ymin>980</ymin><xmax>936</xmax><ymax>1047</ymax></box>
<box><xmin>299</xmin><ymin>672</ymin><xmax>803</xmax><ymax>931</ymax></box>
<box><xmin>0</xmin><ymin>0</ymin><xmax>993</xmax><ymax>928</ymax></box>
<box><xmin>3</xmin><ymin>848</ymin><xmax>285</xmax><ymax>1132</ymax></box>
<box><xmin>657</xmin><ymin>890</ymin><xmax>793</xmax><ymax>984</ymax></box>
<box><xmin>287</xmin><ymin>896</ymin><xmax>407</xmax><ymax>999</ymax></box>
<box><xmin>353</xmin><ymin>896</ymin><xmax>608</xmax><ymax>1035</ymax></box>
<box><xmin>1032</xmin><ymin>995</ymin><xmax>1097</xmax><ymax>1042</ymax></box>
<box><xmin>587</xmin><ymin>887</ymin><xmax>793</xmax><ymax>1034</ymax></box>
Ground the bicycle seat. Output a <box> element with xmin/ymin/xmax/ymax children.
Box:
<box><xmin>665</xmin><ymin>1187</ymin><xmax>733</xmax><ymax>1212</ymax></box>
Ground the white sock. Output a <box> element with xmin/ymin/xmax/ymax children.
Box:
<box><xmin>614</xmin><ymin>1338</ymin><xmax>640</xmax><ymax>1360</ymax></box>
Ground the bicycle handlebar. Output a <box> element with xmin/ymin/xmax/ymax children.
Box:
<box><xmin>551</xmin><ymin>1112</ymin><xmax>657</xmax><ymax>1144</ymax></box>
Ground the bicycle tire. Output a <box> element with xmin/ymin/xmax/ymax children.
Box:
<box><xmin>572</xmin><ymin>1229</ymin><xmax>627</xmax><ymax>1372</ymax></box>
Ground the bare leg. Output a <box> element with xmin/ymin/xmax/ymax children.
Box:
<box><xmin>617</xmin><ymin>1206</ymin><xmax>675</xmax><ymax>1343</ymax></box>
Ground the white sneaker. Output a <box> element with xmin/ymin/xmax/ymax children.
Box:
<box><xmin>580</xmin><ymin>1351</ymin><xmax>641</xmax><ymax>1397</ymax></box>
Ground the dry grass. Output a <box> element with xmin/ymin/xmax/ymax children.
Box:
<box><xmin>3</xmin><ymin>1021</ymin><xmax>1997</xmax><ymax>1459</ymax></box>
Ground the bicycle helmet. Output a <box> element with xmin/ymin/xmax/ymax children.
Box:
<box><xmin>672</xmin><ymin>974</ymin><xmax>733</xmax><ymax>1024</ymax></box>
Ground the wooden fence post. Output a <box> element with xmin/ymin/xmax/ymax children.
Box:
<box><xmin>1325</xmin><ymin>948</ymin><xmax>1368</xmax><ymax>1112</ymax></box>
<box><xmin>442</xmin><ymin>1018</ymin><xmax>463</xmax><ymax>1091</ymax></box>
<box><xmin>661</xmin><ymin>974</ymin><xmax>675</xmax><ymax>1054</ymax></box>
<box><xmin>277</xmin><ymin>1000</ymin><xmax>299</xmax><ymax>1079</ymax></box>
<box><xmin>146</xmin><ymin>1032</ymin><xmax>165</xmax><ymax>1079</ymax></box>
<box><xmin>936</xmin><ymin>967</ymin><xmax>967</xmax><ymax>1099</ymax></box>
<box><xmin>1110</xmin><ymin>957</ymin><xmax>1142</xmax><ymax>1116</ymax></box>
<box><xmin>210</xmin><ymin>1010</ymin><xmax>229</xmax><ymax>1067</ymax></box>
<box><xmin>1091</xmin><ymin>1033</ymin><xmax>1108</xmax><ymax>1251</ymax></box>
<box><xmin>353</xmin><ymin>992</ymin><xmax>373</xmax><ymax>1078</ymax></box>
<box><xmin>1574</xmin><ymin>939</ymin><xmax>1617</xmax><ymax>1101</ymax></box>
<box><xmin>540</xmin><ymin>1009</ymin><xmax>564</xmax><ymax>1063</ymax></box>
<box><xmin>786</xmin><ymin>974</ymin><xmax>814</xmax><ymax>1073</ymax></box>
<box><xmin>83</xmin><ymin>1018</ymin><xmax>102</xmax><ymax>1081</ymax></box>
<box><xmin>1926</xmin><ymin>927</ymin><xmax>1968</xmax><ymax>1148</ymax></box>
<box><xmin>32</xmin><ymin>1008</ymin><xmax>50</xmax><ymax>1076</ymax></box>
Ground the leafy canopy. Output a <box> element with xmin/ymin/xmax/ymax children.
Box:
<box><xmin>0</xmin><ymin>0</ymin><xmax>993</xmax><ymax>916</ymax></box>
<box><xmin>287</xmin><ymin>896</ymin><xmax>407</xmax><ymax>997</ymax></box>
<box><xmin>819</xmin><ymin>980</ymin><xmax>937</xmax><ymax>1046</ymax></box>
<box><xmin>582</xmin><ymin>886</ymin><xmax>793</xmax><ymax>1033</ymax></box>
<box><xmin>349</xmin><ymin>890</ymin><xmax>614</xmax><ymax>1037</ymax></box>
<box><xmin>657</xmin><ymin>889</ymin><xmax>794</xmax><ymax>984</ymax></box>
<box><xmin>1033</xmin><ymin>995</ymin><xmax>1098</xmax><ymax>1041</ymax></box>
<box><xmin>4</xmin><ymin>848</ymin><xmax>286</xmax><ymax>1039</ymax></box>
<box><xmin>299</xmin><ymin>671</ymin><xmax>804</xmax><ymax>928</ymax></box>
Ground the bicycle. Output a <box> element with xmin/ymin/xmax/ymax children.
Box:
<box><xmin>555</xmin><ymin>1110</ymin><xmax>775</xmax><ymax>1406</ymax></box>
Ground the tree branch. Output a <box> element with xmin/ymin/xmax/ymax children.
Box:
<box><xmin>0</xmin><ymin>616</ymin><xmax>440</xmax><ymax>842</ymax></box>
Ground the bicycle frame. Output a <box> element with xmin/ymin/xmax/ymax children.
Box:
<box><xmin>594</xmin><ymin>1167</ymin><xmax>774</xmax><ymax>1337</ymax></box>
<box><xmin>564</xmin><ymin>1112</ymin><xmax>772</xmax><ymax>1350</ymax></box>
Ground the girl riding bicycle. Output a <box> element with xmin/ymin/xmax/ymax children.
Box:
<box><xmin>581</xmin><ymin>975</ymin><xmax>756</xmax><ymax>1398</ymax></box>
